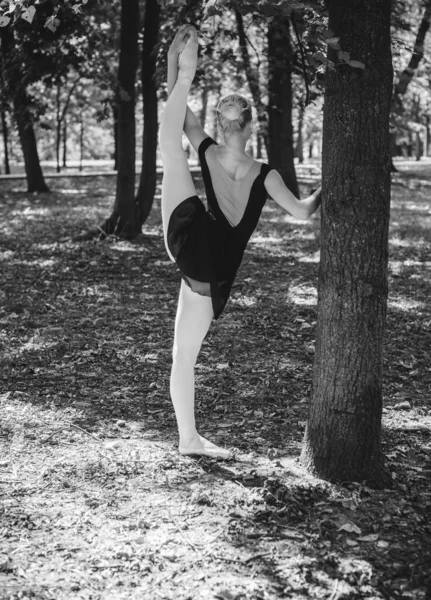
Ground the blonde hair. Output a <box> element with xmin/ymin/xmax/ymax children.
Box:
<box><xmin>216</xmin><ymin>94</ymin><xmax>252</xmax><ymax>135</ymax></box>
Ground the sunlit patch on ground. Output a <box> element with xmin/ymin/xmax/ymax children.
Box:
<box><xmin>250</xmin><ymin>234</ymin><xmax>284</xmax><ymax>245</ymax></box>
<box><xmin>287</xmin><ymin>284</ymin><xmax>317</xmax><ymax>306</ymax></box>
<box><xmin>230</xmin><ymin>295</ymin><xmax>257</xmax><ymax>308</ymax></box>
<box><xmin>388</xmin><ymin>297</ymin><xmax>426</xmax><ymax>311</ymax></box>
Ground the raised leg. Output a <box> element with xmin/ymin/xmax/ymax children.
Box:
<box><xmin>171</xmin><ymin>280</ymin><xmax>232</xmax><ymax>459</ymax></box>
<box><xmin>159</xmin><ymin>34</ymin><xmax>199</xmax><ymax>260</ymax></box>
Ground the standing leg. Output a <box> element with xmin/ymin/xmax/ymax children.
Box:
<box><xmin>171</xmin><ymin>280</ymin><xmax>232</xmax><ymax>459</ymax></box>
<box><xmin>159</xmin><ymin>33</ymin><xmax>199</xmax><ymax>259</ymax></box>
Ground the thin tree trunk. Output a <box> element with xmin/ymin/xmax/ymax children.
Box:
<box><xmin>113</xmin><ymin>104</ymin><xmax>119</xmax><ymax>171</ymax></box>
<box><xmin>426</xmin><ymin>115</ymin><xmax>430</xmax><ymax>156</ymax></box>
<box><xmin>394</xmin><ymin>0</ymin><xmax>431</xmax><ymax>99</ymax></box>
<box><xmin>301</xmin><ymin>0</ymin><xmax>393</xmax><ymax>487</ymax></box>
<box><xmin>62</xmin><ymin>120</ymin><xmax>67</xmax><ymax>168</ymax></box>
<box><xmin>256</xmin><ymin>134</ymin><xmax>263</xmax><ymax>159</ymax></box>
<box><xmin>55</xmin><ymin>81</ymin><xmax>77</xmax><ymax>173</ymax></box>
<box><xmin>101</xmin><ymin>0</ymin><xmax>140</xmax><ymax>238</ymax></box>
<box><xmin>79</xmin><ymin>118</ymin><xmax>84</xmax><ymax>172</ymax></box>
<box><xmin>296</xmin><ymin>99</ymin><xmax>305</xmax><ymax>163</ymax></box>
<box><xmin>136</xmin><ymin>0</ymin><xmax>160</xmax><ymax>227</ymax></box>
<box><xmin>267</xmin><ymin>18</ymin><xmax>299</xmax><ymax>198</ymax></box>
<box><xmin>415</xmin><ymin>131</ymin><xmax>421</xmax><ymax>161</ymax></box>
<box><xmin>308</xmin><ymin>142</ymin><xmax>313</xmax><ymax>159</ymax></box>
<box><xmin>235</xmin><ymin>10</ymin><xmax>268</xmax><ymax>154</ymax></box>
<box><xmin>1</xmin><ymin>105</ymin><xmax>10</xmax><ymax>174</ymax></box>
<box><xmin>56</xmin><ymin>83</ymin><xmax>61</xmax><ymax>173</ymax></box>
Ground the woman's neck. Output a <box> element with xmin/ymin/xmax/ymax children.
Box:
<box><xmin>221</xmin><ymin>133</ymin><xmax>247</xmax><ymax>155</ymax></box>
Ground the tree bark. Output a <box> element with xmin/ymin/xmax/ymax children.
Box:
<box><xmin>1</xmin><ymin>104</ymin><xmax>10</xmax><ymax>174</ymax></box>
<box><xmin>135</xmin><ymin>0</ymin><xmax>160</xmax><ymax>227</ymax></box>
<box><xmin>301</xmin><ymin>0</ymin><xmax>393</xmax><ymax>487</ymax></box>
<box><xmin>102</xmin><ymin>0</ymin><xmax>140</xmax><ymax>238</ymax></box>
<box><xmin>235</xmin><ymin>10</ymin><xmax>268</xmax><ymax>154</ymax></box>
<box><xmin>267</xmin><ymin>18</ymin><xmax>299</xmax><ymax>198</ymax></box>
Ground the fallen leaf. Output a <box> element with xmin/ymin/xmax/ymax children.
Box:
<box><xmin>338</xmin><ymin>522</ymin><xmax>362</xmax><ymax>535</ymax></box>
<box><xmin>357</xmin><ymin>533</ymin><xmax>379</xmax><ymax>542</ymax></box>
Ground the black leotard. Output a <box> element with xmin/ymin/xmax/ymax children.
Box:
<box><xmin>167</xmin><ymin>136</ymin><xmax>272</xmax><ymax>319</ymax></box>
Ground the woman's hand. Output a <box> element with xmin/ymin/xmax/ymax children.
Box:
<box><xmin>168</xmin><ymin>25</ymin><xmax>196</xmax><ymax>59</ymax></box>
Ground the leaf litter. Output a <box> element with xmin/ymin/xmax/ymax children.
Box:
<box><xmin>0</xmin><ymin>170</ymin><xmax>430</xmax><ymax>599</ymax></box>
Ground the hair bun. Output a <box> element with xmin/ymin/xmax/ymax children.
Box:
<box><xmin>221</xmin><ymin>104</ymin><xmax>242</xmax><ymax>121</ymax></box>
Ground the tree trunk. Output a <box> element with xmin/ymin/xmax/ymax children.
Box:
<box><xmin>308</xmin><ymin>142</ymin><xmax>313</xmax><ymax>159</ymax></box>
<box><xmin>235</xmin><ymin>10</ymin><xmax>268</xmax><ymax>154</ymax></box>
<box><xmin>426</xmin><ymin>114</ymin><xmax>430</xmax><ymax>157</ymax></box>
<box><xmin>0</xmin><ymin>27</ymin><xmax>49</xmax><ymax>192</ymax></box>
<box><xmin>1</xmin><ymin>104</ymin><xmax>10</xmax><ymax>174</ymax></box>
<box><xmin>62</xmin><ymin>120</ymin><xmax>67</xmax><ymax>168</ymax></box>
<box><xmin>415</xmin><ymin>131</ymin><xmax>421</xmax><ymax>161</ymax></box>
<box><xmin>267</xmin><ymin>18</ymin><xmax>299</xmax><ymax>198</ymax></box>
<box><xmin>394</xmin><ymin>0</ymin><xmax>431</xmax><ymax>99</ymax></box>
<box><xmin>79</xmin><ymin>118</ymin><xmax>84</xmax><ymax>172</ymax></box>
<box><xmin>256</xmin><ymin>134</ymin><xmax>263</xmax><ymax>159</ymax></box>
<box><xmin>113</xmin><ymin>103</ymin><xmax>119</xmax><ymax>170</ymax></box>
<box><xmin>102</xmin><ymin>0</ymin><xmax>140</xmax><ymax>238</ymax></box>
<box><xmin>56</xmin><ymin>83</ymin><xmax>61</xmax><ymax>173</ymax></box>
<box><xmin>14</xmin><ymin>90</ymin><xmax>50</xmax><ymax>192</ymax></box>
<box><xmin>135</xmin><ymin>0</ymin><xmax>160</xmax><ymax>227</ymax></box>
<box><xmin>301</xmin><ymin>0</ymin><xmax>393</xmax><ymax>487</ymax></box>
<box><xmin>296</xmin><ymin>99</ymin><xmax>305</xmax><ymax>164</ymax></box>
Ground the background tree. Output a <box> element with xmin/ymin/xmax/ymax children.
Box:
<box><xmin>101</xmin><ymin>0</ymin><xmax>140</xmax><ymax>238</ymax></box>
<box><xmin>267</xmin><ymin>16</ymin><xmax>299</xmax><ymax>197</ymax></box>
<box><xmin>136</xmin><ymin>0</ymin><xmax>161</xmax><ymax>226</ymax></box>
<box><xmin>390</xmin><ymin>0</ymin><xmax>431</xmax><ymax>166</ymax></box>
<box><xmin>0</xmin><ymin>25</ymin><xmax>49</xmax><ymax>191</ymax></box>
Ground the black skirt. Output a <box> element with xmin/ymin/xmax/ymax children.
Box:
<box><xmin>167</xmin><ymin>195</ymin><xmax>213</xmax><ymax>285</ymax></box>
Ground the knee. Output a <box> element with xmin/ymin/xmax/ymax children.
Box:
<box><xmin>172</xmin><ymin>340</ymin><xmax>199</xmax><ymax>367</ymax></box>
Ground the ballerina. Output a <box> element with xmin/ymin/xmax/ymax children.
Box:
<box><xmin>159</xmin><ymin>25</ymin><xmax>321</xmax><ymax>459</ymax></box>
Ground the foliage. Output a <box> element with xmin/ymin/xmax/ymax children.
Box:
<box><xmin>0</xmin><ymin>0</ymin><xmax>89</xmax><ymax>32</ymax></box>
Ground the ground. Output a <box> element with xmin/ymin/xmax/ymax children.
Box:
<box><xmin>0</xmin><ymin>160</ymin><xmax>430</xmax><ymax>600</ymax></box>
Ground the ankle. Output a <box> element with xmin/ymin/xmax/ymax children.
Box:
<box><xmin>179</xmin><ymin>431</ymin><xmax>199</xmax><ymax>447</ymax></box>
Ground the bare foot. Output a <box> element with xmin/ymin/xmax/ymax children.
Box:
<box><xmin>179</xmin><ymin>434</ymin><xmax>232</xmax><ymax>460</ymax></box>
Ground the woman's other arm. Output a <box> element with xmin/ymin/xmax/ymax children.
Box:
<box><xmin>264</xmin><ymin>169</ymin><xmax>321</xmax><ymax>220</ymax></box>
